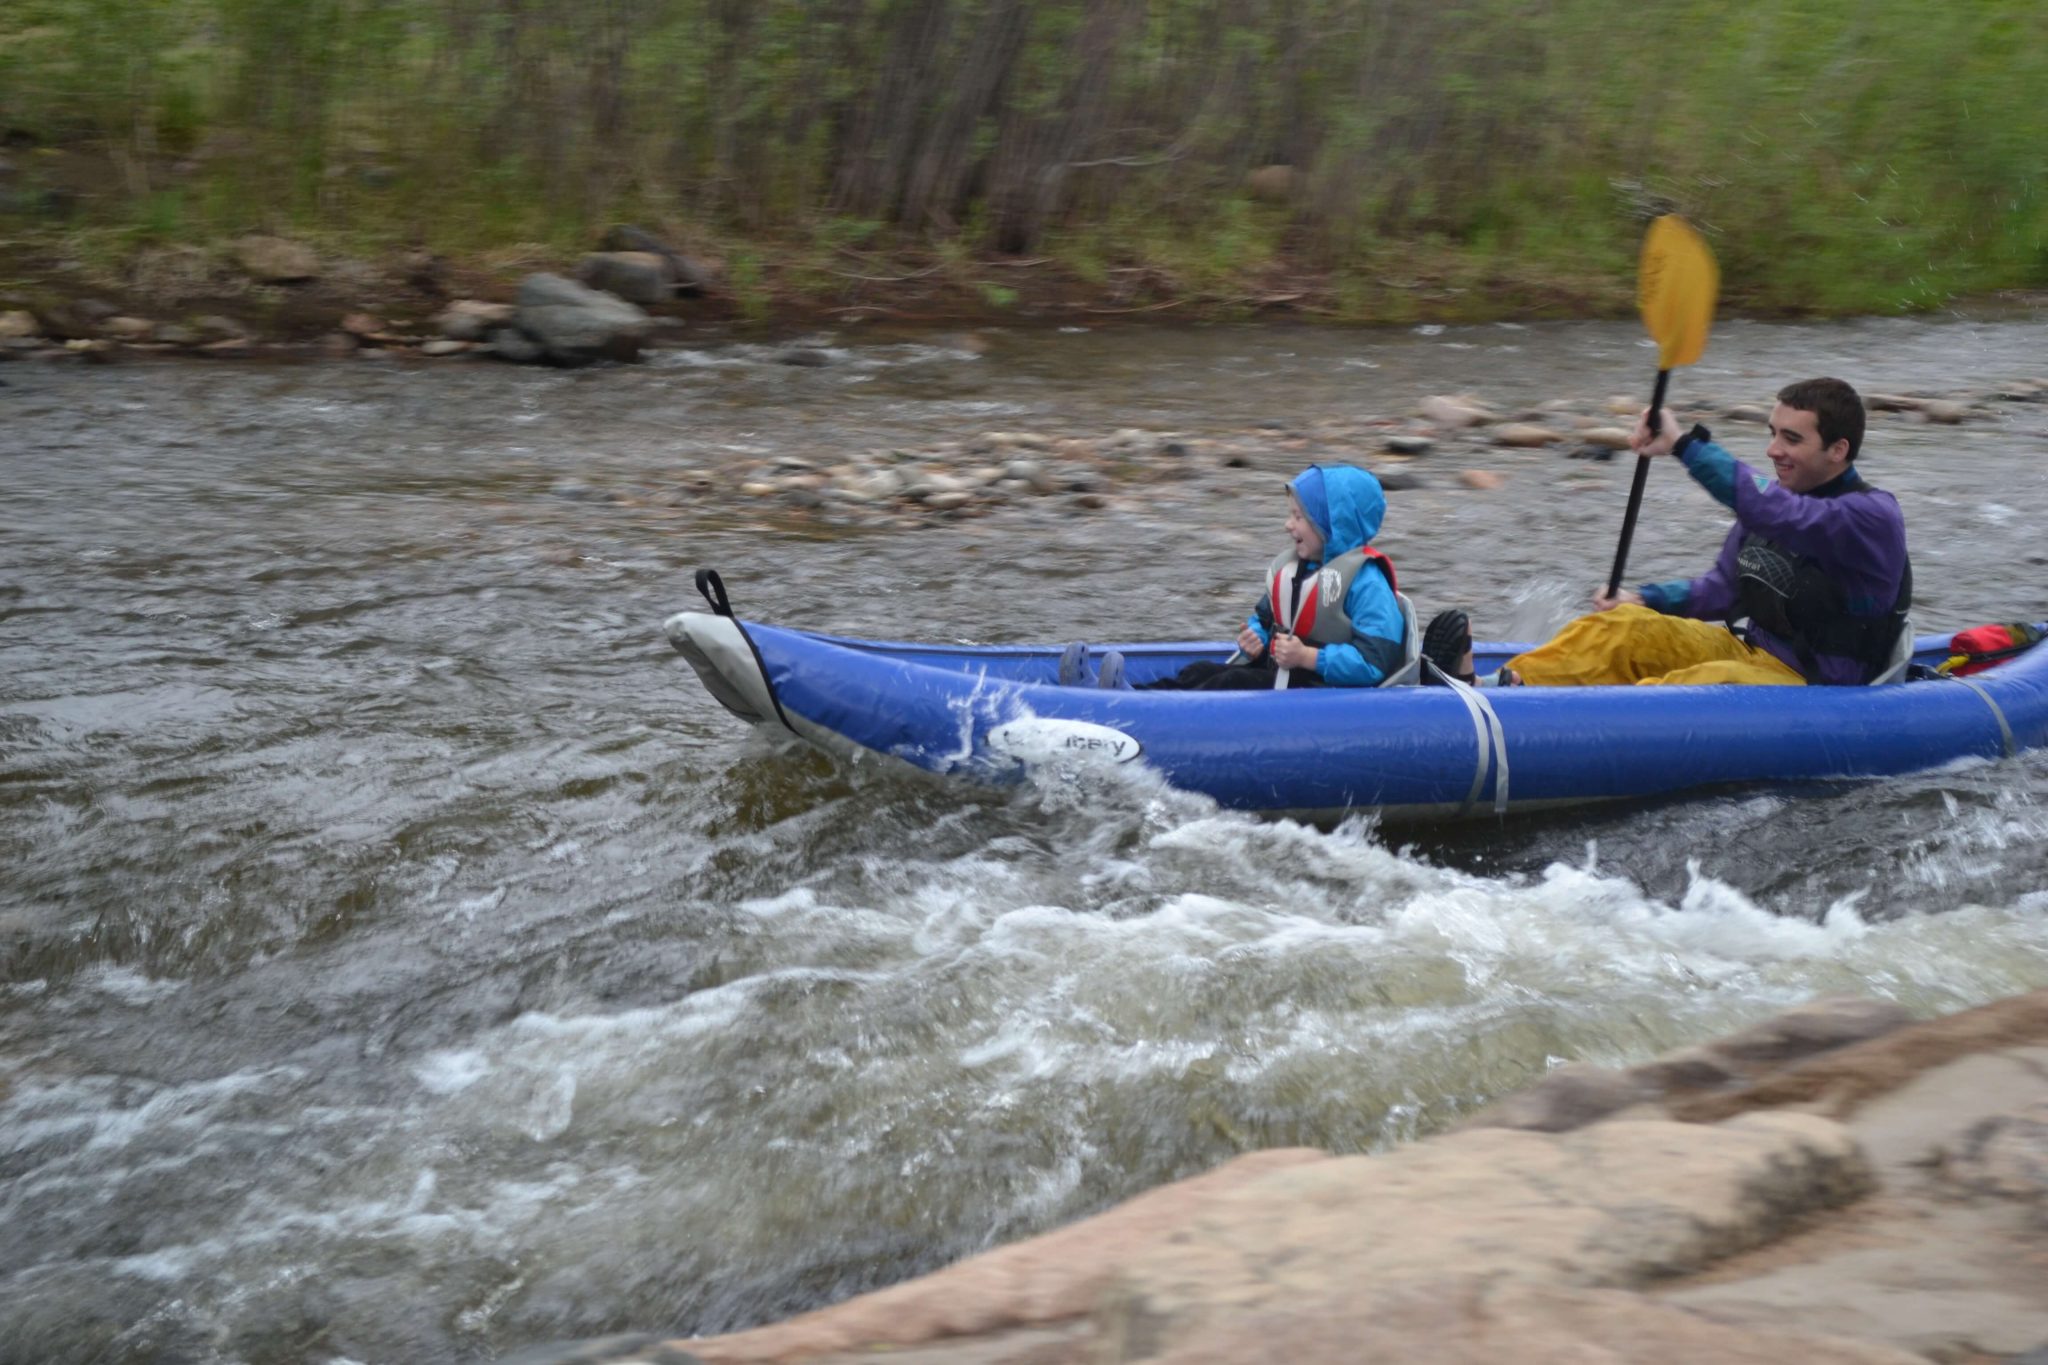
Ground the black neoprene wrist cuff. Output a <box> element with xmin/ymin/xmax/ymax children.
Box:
<box><xmin>1672</xmin><ymin>422</ymin><xmax>1712</xmax><ymax>459</ymax></box>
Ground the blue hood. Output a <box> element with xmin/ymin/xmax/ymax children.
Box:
<box><xmin>1289</xmin><ymin>465</ymin><xmax>1385</xmax><ymax>562</ymax></box>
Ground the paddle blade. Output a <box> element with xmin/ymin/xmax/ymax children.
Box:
<box><xmin>1638</xmin><ymin>215</ymin><xmax>1718</xmax><ymax>371</ymax></box>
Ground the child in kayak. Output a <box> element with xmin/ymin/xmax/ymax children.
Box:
<box><xmin>1063</xmin><ymin>463</ymin><xmax>1408</xmax><ymax>690</ymax></box>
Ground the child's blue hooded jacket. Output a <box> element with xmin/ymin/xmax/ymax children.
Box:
<box><xmin>1246</xmin><ymin>465</ymin><xmax>1407</xmax><ymax>686</ymax></box>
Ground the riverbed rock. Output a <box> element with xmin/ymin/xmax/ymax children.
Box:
<box><xmin>1920</xmin><ymin>399</ymin><xmax>1967</xmax><ymax>424</ymax></box>
<box><xmin>510</xmin><ymin>273</ymin><xmax>650</xmax><ymax>366</ymax></box>
<box><xmin>419</xmin><ymin>339</ymin><xmax>470</xmax><ymax>357</ymax></box>
<box><xmin>1579</xmin><ymin>427</ymin><xmax>1634</xmax><ymax>450</ymax></box>
<box><xmin>1459</xmin><ymin>470</ymin><xmax>1505</xmax><ymax>490</ymax></box>
<box><xmin>1377</xmin><ymin>470</ymin><xmax>1425</xmax><ymax>492</ymax></box>
<box><xmin>100</xmin><ymin>316</ymin><xmax>154</xmax><ymax>341</ymax></box>
<box><xmin>0</xmin><ymin>309</ymin><xmax>37</xmax><ymax>339</ymax></box>
<box><xmin>578</xmin><ymin>251</ymin><xmax>674</xmax><ymax>306</ymax></box>
<box><xmin>1493</xmin><ymin>423</ymin><xmax>1564</xmax><ymax>448</ymax></box>
<box><xmin>341</xmin><ymin>311</ymin><xmax>384</xmax><ymax>337</ymax></box>
<box><xmin>486</xmin><ymin>325</ymin><xmax>546</xmax><ymax>365</ymax></box>
<box><xmin>1384</xmin><ymin>435</ymin><xmax>1433</xmax><ymax>456</ymax></box>
<box><xmin>1422</xmin><ymin>395</ymin><xmax>1493</xmax><ymax>428</ymax></box>
<box><xmin>778</xmin><ymin>347</ymin><xmax>833</xmax><ymax>368</ymax></box>
<box><xmin>601</xmin><ymin>225</ymin><xmax>717</xmax><ymax>296</ymax></box>
<box><xmin>233</xmin><ymin>235</ymin><xmax>320</xmax><ymax>283</ymax></box>
<box><xmin>436</xmin><ymin>299</ymin><xmax>516</xmax><ymax>342</ymax></box>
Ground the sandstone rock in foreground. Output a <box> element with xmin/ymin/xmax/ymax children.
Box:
<box><xmin>512</xmin><ymin>991</ymin><xmax>2048</xmax><ymax>1365</ymax></box>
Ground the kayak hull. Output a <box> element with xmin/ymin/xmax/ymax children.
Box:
<box><xmin>664</xmin><ymin>610</ymin><xmax>2048</xmax><ymax>820</ymax></box>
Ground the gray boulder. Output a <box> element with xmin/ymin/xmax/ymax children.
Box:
<box><xmin>510</xmin><ymin>273</ymin><xmax>650</xmax><ymax>366</ymax></box>
<box><xmin>600</xmin><ymin>225</ymin><xmax>716</xmax><ymax>295</ymax></box>
<box><xmin>486</xmin><ymin>324</ymin><xmax>546</xmax><ymax>365</ymax></box>
<box><xmin>576</xmin><ymin>251</ymin><xmax>673</xmax><ymax>306</ymax></box>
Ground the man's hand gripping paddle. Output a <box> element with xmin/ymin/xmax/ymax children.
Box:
<box><xmin>1606</xmin><ymin>215</ymin><xmax>1719</xmax><ymax>599</ymax></box>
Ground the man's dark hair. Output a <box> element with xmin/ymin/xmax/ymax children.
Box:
<box><xmin>1777</xmin><ymin>377</ymin><xmax>1865</xmax><ymax>461</ymax></box>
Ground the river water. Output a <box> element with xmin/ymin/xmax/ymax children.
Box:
<box><xmin>5</xmin><ymin>315</ymin><xmax>2048</xmax><ymax>1363</ymax></box>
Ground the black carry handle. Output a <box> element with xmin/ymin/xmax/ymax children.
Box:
<box><xmin>696</xmin><ymin>568</ymin><xmax>735</xmax><ymax>617</ymax></box>
<box><xmin>1606</xmin><ymin>367</ymin><xmax>1671</xmax><ymax>599</ymax></box>
<box><xmin>689</xmin><ymin>567</ymin><xmax>799</xmax><ymax>735</ymax></box>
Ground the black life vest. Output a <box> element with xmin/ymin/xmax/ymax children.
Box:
<box><xmin>1730</xmin><ymin>475</ymin><xmax>1910</xmax><ymax>685</ymax></box>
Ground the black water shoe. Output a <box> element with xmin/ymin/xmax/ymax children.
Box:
<box><xmin>1422</xmin><ymin>609</ymin><xmax>1477</xmax><ymax>686</ymax></box>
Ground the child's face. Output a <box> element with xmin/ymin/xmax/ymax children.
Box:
<box><xmin>1286</xmin><ymin>499</ymin><xmax>1325</xmax><ymax>560</ymax></box>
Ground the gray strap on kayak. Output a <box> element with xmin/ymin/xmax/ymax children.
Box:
<box><xmin>1946</xmin><ymin>674</ymin><xmax>2016</xmax><ymax>758</ymax></box>
<box><xmin>1426</xmin><ymin>660</ymin><xmax>1511</xmax><ymax>816</ymax></box>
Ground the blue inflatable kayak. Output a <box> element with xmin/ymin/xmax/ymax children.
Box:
<box><xmin>664</xmin><ymin>575</ymin><xmax>2048</xmax><ymax>820</ymax></box>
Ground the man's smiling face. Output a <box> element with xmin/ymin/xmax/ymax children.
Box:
<box><xmin>1765</xmin><ymin>402</ymin><xmax>1851</xmax><ymax>493</ymax></box>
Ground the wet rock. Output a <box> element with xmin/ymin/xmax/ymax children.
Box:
<box><xmin>193</xmin><ymin>314</ymin><xmax>245</xmax><ymax>340</ymax></box>
<box><xmin>1385</xmin><ymin>435</ymin><xmax>1433</xmax><ymax>456</ymax></box>
<box><xmin>1073</xmin><ymin>492</ymin><xmax>1109</xmax><ymax>510</ymax></box>
<box><xmin>1579</xmin><ymin>427</ymin><xmax>1634</xmax><ymax>450</ymax></box>
<box><xmin>153</xmin><ymin>323</ymin><xmax>199</xmax><ymax>347</ymax></box>
<box><xmin>777</xmin><ymin>347</ymin><xmax>832</xmax><ymax>367</ymax></box>
<box><xmin>511</xmin><ymin>273</ymin><xmax>650</xmax><ymax>366</ymax></box>
<box><xmin>1493</xmin><ymin>423</ymin><xmax>1564</xmax><ymax>448</ymax></box>
<box><xmin>234</xmin><ymin>235</ymin><xmax>320</xmax><ymax>283</ymax></box>
<box><xmin>419</xmin><ymin>339</ymin><xmax>470</xmax><ymax>357</ymax></box>
<box><xmin>600</xmin><ymin>225</ymin><xmax>716</xmax><ymax>295</ymax></box>
<box><xmin>0</xmin><ymin>309</ymin><xmax>37</xmax><ymax>339</ymax></box>
<box><xmin>1461</xmin><ymin>1063</ymin><xmax>1651</xmax><ymax>1133</ymax></box>
<box><xmin>1704</xmin><ymin>997</ymin><xmax>1914</xmax><ymax>1068</ymax></box>
<box><xmin>1459</xmin><ymin>470</ymin><xmax>1505</xmax><ymax>490</ymax></box>
<box><xmin>31</xmin><ymin>300</ymin><xmax>103</xmax><ymax>341</ymax></box>
<box><xmin>1004</xmin><ymin>460</ymin><xmax>1057</xmax><ymax>494</ymax></box>
<box><xmin>1722</xmin><ymin>404</ymin><xmax>1770</xmax><ymax>424</ymax></box>
<box><xmin>1377</xmin><ymin>470</ymin><xmax>1425</xmax><ymax>492</ymax></box>
<box><xmin>1920</xmin><ymin>400</ymin><xmax>1967</xmax><ymax>424</ymax></box>
<box><xmin>1160</xmin><ymin>440</ymin><xmax>1191</xmax><ymax>458</ymax></box>
<box><xmin>1864</xmin><ymin>393</ymin><xmax>1921</xmax><ymax>412</ymax></box>
<box><xmin>436</xmin><ymin>299</ymin><xmax>515</xmax><ymax>342</ymax></box>
<box><xmin>486</xmin><ymin>326</ymin><xmax>546</xmax><ymax>364</ymax></box>
<box><xmin>320</xmin><ymin>332</ymin><xmax>360</xmax><ymax>359</ymax></box>
<box><xmin>843</xmin><ymin>469</ymin><xmax>904</xmax><ymax>501</ymax></box>
<box><xmin>1940</xmin><ymin>1100</ymin><xmax>2048</xmax><ymax>1202</ymax></box>
<box><xmin>197</xmin><ymin>338</ymin><xmax>254</xmax><ymax>359</ymax></box>
<box><xmin>100</xmin><ymin>316</ymin><xmax>154</xmax><ymax>341</ymax></box>
<box><xmin>577</xmin><ymin>251</ymin><xmax>673</xmax><ymax>307</ymax></box>
<box><xmin>1422</xmin><ymin>395</ymin><xmax>1493</xmax><ymax>428</ymax></box>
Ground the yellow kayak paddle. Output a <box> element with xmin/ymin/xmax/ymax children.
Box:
<box><xmin>1606</xmin><ymin>214</ymin><xmax>1720</xmax><ymax>598</ymax></box>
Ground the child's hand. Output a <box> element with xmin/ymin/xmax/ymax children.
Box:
<box><xmin>1237</xmin><ymin>627</ymin><xmax>1266</xmax><ymax>659</ymax></box>
<box><xmin>1270</xmin><ymin>633</ymin><xmax>1317</xmax><ymax>672</ymax></box>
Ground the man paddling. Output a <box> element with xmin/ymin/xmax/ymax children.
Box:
<box><xmin>1427</xmin><ymin>377</ymin><xmax>1911</xmax><ymax>686</ymax></box>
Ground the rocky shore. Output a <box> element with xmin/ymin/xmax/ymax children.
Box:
<box><xmin>536</xmin><ymin>380</ymin><xmax>2042</xmax><ymax>537</ymax></box>
<box><xmin>506</xmin><ymin>990</ymin><xmax>2048</xmax><ymax>1365</ymax></box>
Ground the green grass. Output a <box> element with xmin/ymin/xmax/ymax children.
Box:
<box><xmin>1</xmin><ymin>0</ymin><xmax>2040</xmax><ymax>322</ymax></box>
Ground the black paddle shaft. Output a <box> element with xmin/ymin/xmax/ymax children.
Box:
<box><xmin>1606</xmin><ymin>367</ymin><xmax>1672</xmax><ymax>598</ymax></box>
